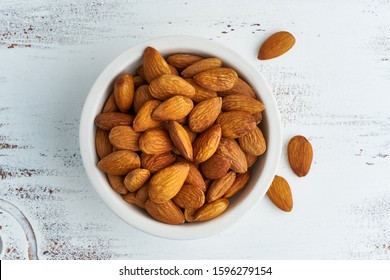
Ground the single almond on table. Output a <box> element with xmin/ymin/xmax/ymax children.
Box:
<box><xmin>216</xmin><ymin>138</ymin><xmax>248</xmax><ymax>173</ymax></box>
<box><xmin>145</xmin><ymin>199</ymin><xmax>185</xmax><ymax>225</ymax></box>
<box><xmin>219</xmin><ymin>77</ymin><xmax>256</xmax><ymax>98</ymax></box>
<box><xmin>143</xmin><ymin>46</ymin><xmax>171</xmax><ymax>83</ymax></box>
<box><xmin>139</xmin><ymin>128</ymin><xmax>174</xmax><ymax>155</ymax></box>
<box><xmin>107</xmin><ymin>174</ymin><xmax>127</xmax><ymax>194</ymax></box>
<box><xmin>194</xmin><ymin>198</ymin><xmax>229</xmax><ymax>222</ymax></box>
<box><xmin>114</xmin><ymin>74</ymin><xmax>134</xmax><ymax>113</ymax></box>
<box><xmin>141</xmin><ymin>152</ymin><xmax>177</xmax><ymax>173</ymax></box>
<box><xmin>133</xmin><ymin>85</ymin><xmax>153</xmax><ymax>114</ymax></box>
<box><xmin>152</xmin><ymin>95</ymin><xmax>194</xmax><ymax>121</ymax></box>
<box><xmin>184</xmin><ymin>78</ymin><xmax>218</xmax><ymax>103</ymax></box>
<box><xmin>149</xmin><ymin>75</ymin><xmax>195</xmax><ymax>100</ymax></box>
<box><xmin>132</xmin><ymin>100</ymin><xmax>162</xmax><ymax>132</ymax></box>
<box><xmin>206</xmin><ymin>171</ymin><xmax>236</xmax><ymax>202</ymax></box>
<box><xmin>167</xmin><ymin>53</ymin><xmax>203</xmax><ymax>70</ymax></box>
<box><xmin>238</xmin><ymin>126</ymin><xmax>266</xmax><ymax>156</ymax></box>
<box><xmin>98</xmin><ymin>150</ymin><xmax>141</xmax><ymax>175</ymax></box>
<box><xmin>267</xmin><ymin>175</ymin><xmax>293</xmax><ymax>212</ymax></box>
<box><xmin>194</xmin><ymin>68</ymin><xmax>238</xmax><ymax>92</ymax></box>
<box><xmin>287</xmin><ymin>135</ymin><xmax>313</xmax><ymax>177</ymax></box>
<box><xmin>148</xmin><ymin>162</ymin><xmax>190</xmax><ymax>203</ymax></box>
<box><xmin>193</xmin><ymin>124</ymin><xmax>222</xmax><ymax>163</ymax></box>
<box><xmin>173</xmin><ymin>184</ymin><xmax>205</xmax><ymax>209</ymax></box>
<box><xmin>200</xmin><ymin>154</ymin><xmax>231</xmax><ymax>180</ymax></box>
<box><xmin>136</xmin><ymin>183</ymin><xmax>150</xmax><ymax>202</ymax></box>
<box><xmin>95</xmin><ymin>128</ymin><xmax>113</xmax><ymax>159</ymax></box>
<box><xmin>217</xmin><ymin>110</ymin><xmax>256</xmax><ymax>138</ymax></box>
<box><xmin>108</xmin><ymin>125</ymin><xmax>141</xmax><ymax>151</ymax></box>
<box><xmin>176</xmin><ymin>157</ymin><xmax>206</xmax><ymax>192</ymax></box>
<box><xmin>122</xmin><ymin>192</ymin><xmax>146</xmax><ymax>209</ymax></box>
<box><xmin>222</xmin><ymin>94</ymin><xmax>265</xmax><ymax>114</ymax></box>
<box><xmin>167</xmin><ymin>121</ymin><xmax>193</xmax><ymax>161</ymax></box>
<box><xmin>224</xmin><ymin>171</ymin><xmax>251</xmax><ymax>198</ymax></box>
<box><xmin>181</xmin><ymin>57</ymin><xmax>222</xmax><ymax>78</ymax></box>
<box><xmin>102</xmin><ymin>93</ymin><xmax>119</xmax><ymax>113</ymax></box>
<box><xmin>258</xmin><ymin>31</ymin><xmax>296</xmax><ymax>60</ymax></box>
<box><xmin>188</xmin><ymin>97</ymin><xmax>222</xmax><ymax>133</ymax></box>
<box><xmin>95</xmin><ymin>112</ymin><xmax>134</xmax><ymax>131</ymax></box>
<box><xmin>124</xmin><ymin>168</ymin><xmax>151</xmax><ymax>192</ymax></box>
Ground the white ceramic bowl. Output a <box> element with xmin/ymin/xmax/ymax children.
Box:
<box><xmin>80</xmin><ymin>36</ymin><xmax>282</xmax><ymax>239</ymax></box>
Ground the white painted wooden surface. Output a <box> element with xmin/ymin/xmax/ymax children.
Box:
<box><xmin>1</xmin><ymin>0</ymin><xmax>390</xmax><ymax>259</ymax></box>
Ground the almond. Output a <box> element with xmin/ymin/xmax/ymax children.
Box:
<box><xmin>149</xmin><ymin>75</ymin><xmax>195</xmax><ymax>100</ymax></box>
<box><xmin>148</xmin><ymin>162</ymin><xmax>190</xmax><ymax>203</ymax></box>
<box><xmin>206</xmin><ymin>171</ymin><xmax>236</xmax><ymax>202</ymax></box>
<box><xmin>152</xmin><ymin>95</ymin><xmax>194</xmax><ymax>121</ymax></box>
<box><xmin>124</xmin><ymin>168</ymin><xmax>151</xmax><ymax>192</ymax></box>
<box><xmin>184</xmin><ymin>208</ymin><xmax>197</xmax><ymax>223</ymax></box>
<box><xmin>133</xmin><ymin>75</ymin><xmax>146</xmax><ymax>89</ymax></box>
<box><xmin>168</xmin><ymin>64</ymin><xmax>179</xmax><ymax>75</ymax></box>
<box><xmin>287</xmin><ymin>135</ymin><xmax>313</xmax><ymax>177</ymax></box>
<box><xmin>108</xmin><ymin>125</ymin><xmax>141</xmax><ymax>151</ymax></box>
<box><xmin>194</xmin><ymin>198</ymin><xmax>229</xmax><ymax>222</ymax></box>
<box><xmin>133</xmin><ymin>85</ymin><xmax>153</xmax><ymax>114</ymax></box>
<box><xmin>194</xmin><ymin>68</ymin><xmax>238</xmax><ymax>91</ymax></box>
<box><xmin>173</xmin><ymin>184</ymin><xmax>205</xmax><ymax>209</ymax></box>
<box><xmin>176</xmin><ymin>157</ymin><xmax>206</xmax><ymax>192</ymax></box>
<box><xmin>114</xmin><ymin>74</ymin><xmax>134</xmax><ymax>113</ymax></box>
<box><xmin>193</xmin><ymin>124</ymin><xmax>222</xmax><ymax>163</ymax></box>
<box><xmin>132</xmin><ymin>100</ymin><xmax>162</xmax><ymax>132</ymax></box>
<box><xmin>107</xmin><ymin>174</ymin><xmax>127</xmax><ymax>194</ymax></box>
<box><xmin>95</xmin><ymin>112</ymin><xmax>134</xmax><ymax>131</ymax></box>
<box><xmin>184</xmin><ymin>78</ymin><xmax>218</xmax><ymax>103</ymax></box>
<box><xmin>253</xmin><ymin>111</ymin><xmax>262</xmax><ymax>124</ymax></box>
<box><xmin>122</xmin><ymin>192</ymin><xmax>146</xmax><ymax>209</ymax></box>
<box><xmin>136</xmin><ymin>183</ymin><xmax>150</xmax><ymax>202</ymax></box>
<box><xmin>181</xmin><ymin>57</ymin><xmax>222</xmax><ymax>78</ymax></box>
<box><xmin>167</xmin><ymin>121</ymin><xmax>193</xmax><ymax>161</ymax></box>
<box><xmin>167</xmin><ymin>54</ymin><xmax>203</xmax><ymax>70</ymax></box>
<box><xmin>216</xmin><ymin>138</ymin><xmax>247</xmax><ymax>173</ymax></box>
<box><xmin>222</xmin><ymin>94</ymin><xmax>265</xmax><ymax>114</ymax></box>
<box><xmin>143</xmin><ymin>46</ymin><xmax>171</xmax><ymax>82</ymax></box>
<box><xmin>98</xmin><ymin>150</ymin><xmax>140</xmax><ymax>175</ymax></box>
<box><xmin>141</xmin><ymin>152</ymin><xmax>177</xmax><ymax>173</ymax></box>
<box><xmin>102</xmin><ymin>93</ymin><xmax>119</xmax><ymax>113</ymax></box>
<box><xmin>136</xmin><ymin>65</ymin><xmax>146</xmax><ymax>80</ymax></box>
<box><xmin>145</xmin><ymin>199</ymin><xmax>185</xmax><ymax>225</ymax></box>
<box><xmin>200</xmin><ymin>154</ymin><xmax>231</xmax><ymax>180</ymax></box>
<box><xmin>95</xmin><ymin>128</ymin><xmax>113</xmax><ymax>159</ymax></box>
<box><xmin>219</xmin><ymin>78</ymin><xmax>256</xmax><ymax>98</ymax></box>
<box><xmin>139</xmin><ymin>128</ymin><xmax>174</xmax><ymax>155</ymax></box>
<box><xmin>258</xmin><ymin>31</ymin><xmax>296</xmax><ymax>60</ymax></box>
<box><xmin>217</xmin><ymin>111</ymin><xmax>256</xmax><ymax>138</ymax></box>
<box><xmin>224</xmin><ymin>171</ymin><xmax>250</xmax><ymax>198</ymax></box>
<box><xmin>267</xmin><ymin>175</ymin><xmax>293</xmax><ymax>212</ymax></box>
<box><xmin>245</xmin><ymin>152</ymin><xmax>258</xmax><ymax>168</ymax></box>
<box><xmin>238</xmin><ymin>126</ymin><xmax>266</xmax><ymax>156</ymax></box>
<box><xmin>188</xmin><ymin>97</ymin><xmax>222</xmax><ymax>133</ymax></box>
<box><xmin>183</xmin><ymin>126</ymin><xmax>197</xmax><ymax>143</ymax></box>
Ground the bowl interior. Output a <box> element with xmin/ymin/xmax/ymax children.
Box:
<box><xmin>80</xmin><ymin>36</ymin><xmax>282</xmax><ymax>239</ymax></box>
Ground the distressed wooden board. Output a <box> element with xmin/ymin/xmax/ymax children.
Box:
<box><xmin>0</xmin><ymin>0</ymin><xmax>389</xmax><ymax>259</ymax></box>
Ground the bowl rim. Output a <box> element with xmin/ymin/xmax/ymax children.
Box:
<box><xmin>80</xmin><ymin>35</ymin><xmax>282</xmax><ymax>240</ymax></box>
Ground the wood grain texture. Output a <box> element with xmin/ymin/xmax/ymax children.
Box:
<box><xmin>1</xmin><ymin>0</ymin><xmax>390</xmax><ymax>259</ymax></box>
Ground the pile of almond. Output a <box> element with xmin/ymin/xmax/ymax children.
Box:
<box><xmin>94</xmin><ymin>47</ymin><xmax>266</xmax><ymax>224</ymax></box>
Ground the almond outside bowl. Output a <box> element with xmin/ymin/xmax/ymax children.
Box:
<box><xmin>79</xmin><ymin>36</ymin><xmax>282</xmax><ymax>239</ymax></box>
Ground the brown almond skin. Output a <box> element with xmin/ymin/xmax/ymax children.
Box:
<box><xmin>145</xmin><ymin>199</ymin><xmax>185</xmax><ymax>225</ymax></box>
<box><xmin>181</xmin><ymin>57</ymin><xmax>223</xmax><ymax>78</ymax></box>
<box><xmin>173</xmin><ymin>184</ymin><xmax>205</xmax><ymax>209</ymax></box>
<box><xmin>167</xmin><ymin>121</ymin><xmax>193</xmax><ymax>161</ymax></box>
<box><xmin>139</xmin><ymin>128</ymin><xmax>174</xmax><ymax>155</ymax></box>
<box><xmin>122</xmin><ymin>192</ymin><xmax>146</xmax><ymax>209</ymax></box>
<box><xmin>136</xmin><ymin>183</ymin><xmax>150</xmax><ymax>202</ymax></box>
<box><xmin>176</xmin><ymin>157</ymin><xmax>206</xmax><ymax>192</ymax></box>
<box><xmin>133</xmin><ymin>75</ymin><xmax>147</xmax><ymax>89</ymax></box>
<box><xmin>267</xmin><ymin>175</ymin><xmax>293</xmax><ymax>212</ymax></box>
<box><xmin>98</xmin><ymin>150</ymin><xmax>141</xmax><ymax>175</ymax></box>
<box><xmin>200</xmin><ymin>154</ymin><xmax>231</xmax><ymax>180</ymax></box>
<box><xmin>107</xmin><ymin>174</ymin><xmax>128</xmax><ymax>194</ymax></box>
<box><xmin>184</xmin><ymin>208</ymin><xmax>197</xmax><ymax>223</ymax></box>
<box><xmin>149</xmin><ymin>75</ymin><xmax>195</xmax><ymax>100</ymax></box>
<box><xmin>183</xmin><ymin>126</ymin><xmax>197</xmax><ymax>143</ymax></box>
<box><xmin>287</xmin><ymin>135</ymin><xmax>313</xmax><ymax>177</ymax></box>
<box><xmin>184</xmin><ymin>78</ymin><xmax>218</xmax><ymax>103</ymax></box>
<box><xmin>222</xmin><ymin>94</ymin><xmax>265</xmax><ymax>114</ymax></box>
<box><xmin>133</xmin><ymin>85</ymin><xmax>153</xmax><ymax>114</ymax></box>
<box><xmin>216</xmin><ymin>138</ymin><xmax>247</xmax><ymax>173</ymax></box>
<box><xmin>217</xmin><ymin>110</ymin><xmax>256</xmax><ymax>138</ymax></box>
<box><xmin>206</xmin><ymin>171</ymin><xmax>236</xmax><ymax>202</ymax></box>
<box><xmin>224</xmin><ymin>171</ymin><xmax>251</xmax><ymax>198</ymax></box>
<box><xmin>152</xmin><ymin>95</ymin><xmax>194</xmax><ymax>121</ymax></box>
<box><xmin>132</xmin><ymin>100</ymin><xmax>162</xmax><ymax>132</ymax></box>
<box><xmin>194</xmin><ymin>68</ymin><xmax>238</xmax><ymax>92</ymax></box>
<box><xmin>258</xmin><ymin>31</ymin><xmax>296</xmax><ymax>60</ymax></box>
<box><xmin>194</xmin><ymin>198</ymin><xmax>229</xmax><ymax>222</ymax></box>
<box><xmin>219</xmin><ymin>78</ymin><xmax>256</xmax><ymax>98</ymax></box>
<box><xmin>148</xmin><ymin>162</ymin><xmax>190</xmax><ymax>203</ymax></box>
<box><xmin>245</xmin><ymin>152</ymin><xmax>258</xmax><ymax>168</ymax></box>
<box><xmin>95</xmin><ymin>128</ymin><xmax>113</xmax><ymax>159</ymax></box>
<box><xmin>124</xmin><ymin>168</ymin><xmax>151</xmax><ymax>192</ymax></box>
<box><xmin>168</xmin><ymin>64</ymin><xmax>179</xmax><ymax>75</ymax></box>
<box><xmin>136</xmin><ymin>65</ymin><xmax>146</xmax><ymax>80</ymax></box>
<box><xmin>188</xmin><ymin>97</ymin><xmax>222</xmax><ymax>133</ymax></box>
<box><xmin>102</xmin><ymin>93</ymin><xmax>119</xmax><ymax>113</ymax></box>
<box><xmin>141</xmin><ymin>152</ymin><xmax>177</xmax><ymax>173</ymax></box>
<box><xmin>193</xmin><ymin>124</ymin><xmax>222</xmax><ymax>163</ymax></box>
<box><xmin>143</xmin><ymin>47</ymin><xmax>171</xmax><ymax>83</ymax></box>
<box><xmin>95</xmin><ymin>112</ymin><xmax>134</xmax><ymax>131</ymax></box>
<box><xmin>167</xmin><ymin>54</ymin><xmax>203</xmax><ymax>70</ymax></box>
<box><xmin>238</xmin><ymin>126</ymin><xmax>267</xmax><ymax>156</ymax></box>
<box><xmin>253</xmin><ymin>111</ymin><xmax>262</xmax><ymax>125</ymax></box>
<box><xmin>108</xmin><ymin>125</ymin><xmax>141</xmax><ymax>151</ymax></box>
<box><xmin>114</xmin><ymin>74</ymin><xmax>134</xmax><ymax>113</ymax></box>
